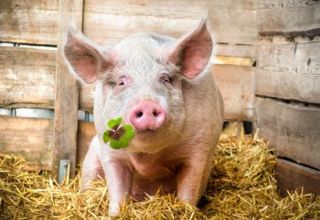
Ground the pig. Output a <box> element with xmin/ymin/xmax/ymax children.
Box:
<box><xmin>63</xmin><ymin>19</ymin><xmax>224</xmax><ymax>216</ymax></box>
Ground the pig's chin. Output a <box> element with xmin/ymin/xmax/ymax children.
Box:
<box><xmin>128</xmin><ymin>129</ymin><xmax>171</xmax><ymax>153</ymax></box>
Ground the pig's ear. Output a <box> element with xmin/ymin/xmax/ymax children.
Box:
<box><xmin>169</xmin><ymin>19</ymin><xmax>212</xmax><ymax>79</ymax></box>
<box><xmin>63</xmin><ymin>30</ymin><xmax>112</xmax><ymax>84</ymax></box>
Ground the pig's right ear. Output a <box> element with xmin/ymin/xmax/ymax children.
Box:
<box><xmin>63</xmin><ymin>30</ymin><xmax>112</xmax><ymax>84</ymax></box>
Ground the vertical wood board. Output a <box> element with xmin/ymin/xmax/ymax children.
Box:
<box><xmin>53</xmin><ymin>0</ymin><xmax>83</xmax><ymax>178</ymax></box>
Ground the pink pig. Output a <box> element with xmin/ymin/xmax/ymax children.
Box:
<box><xmin>63</xmin><ymin>19</ymin><xmax>224</xmax><ymax>216</ymax></box>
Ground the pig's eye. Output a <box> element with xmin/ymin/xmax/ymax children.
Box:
<box><xmin>116</xmin><ymin>76</ymin><xmax>130</xmax><ymax>87</ymax></box>
<box><xmin>160</xmin><ymin>74</ymin><xmax>172</xmax><ymax>85</ymax></box>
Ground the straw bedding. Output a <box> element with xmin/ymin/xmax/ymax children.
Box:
<box><xmin>1</xmin><ymin>133</ymin><xmax>319</xmax><ymax>219</ymax></box>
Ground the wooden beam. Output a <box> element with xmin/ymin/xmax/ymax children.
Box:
<box><xmin>0</xmin><ymin>47</ymin><xmax>56</xmax><ymax>108</ymax></box>
<box><xmin>255</xmin><ymin>97</ymin><xmax>320</xmax><ymax>170</ymax></box>
<box><xmin>53</xmin><ymin>0</ymin><xmax>83</xmax><ymax>178</ymax></box>
<box><xmin>276</xmin><ymin>158</ymin><xmax>320</xmax><ymax>195</ymax></box>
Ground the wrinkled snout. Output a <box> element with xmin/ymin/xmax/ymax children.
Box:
<box><xmin>129</xmin><ymin>100</ymin><xmax>166</xmax><ymax>132</ymax></box>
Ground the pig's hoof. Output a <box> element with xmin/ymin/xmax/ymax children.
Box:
<box><xmin>108</xmin><ymin>205</ymin><xmax>120</xmax><ymax>217</ymax></box>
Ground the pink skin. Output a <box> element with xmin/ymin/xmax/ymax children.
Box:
<box><xmin>64</xmin><ymin>19</ymin><xmax>224</xmax><ymax>217</ymax></box>
<box><xmin>129</xmin><ymin>100</ymin><xmax>166</xmax><ymax>132</ymax></box>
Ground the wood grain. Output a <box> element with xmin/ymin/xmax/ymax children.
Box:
<box><xmin>77</xmin><ymin>121</ymin><xmax>96</xmax><ymax>164</ymax></box>
<box><xmin>256</xmin><ymin>39</ymin><xmax>320</xmax><ymax>104</ymax></box>
<box><xmin>213</xmin><ymin>64</ymin><xmax>255</xmax><ymax>121</ymax></box>
<box><xmin>79</xmin><ymin>84</ymin><xmax>95</xmax><ymax>113</ymax></box>
<box><xmin>257</xmin><ymin>0</ymin><xmax>320</xmax><ymax>34</ymax></box>
<box><xmin>214</xmin><ymin>43</ymin><xmax>256</xmax><ymax>59</ymax></box>
<box><xmin>52</xmin><ymin>0</ymin><xmax>83</xmax><ymax>178</ymax></box>
<box><xmin>255</xmin><ymin>97</ymin><xmax>320</xmax><ymax>170</ymax></box>
<box><xmin>0</xmin><ymin>46</ymin><xmax>56</xmax><ymax>108</ymax></box>
<box><xmin>0</xmin><ymin>116</ymin><xmax>53</xmax><ymax>169</ymax></box>
<box><xmin>84</xmin><ymin>0</ymin><xmax>256</xmax><ymax>46</ymax></box>
<box><xmin>276</xmin><ymin>158</ymin><xmax>320</xmax><ymax>195</ymax></box>
<box><xmin>0</xmin><ymin>0</ymin><xmax>58</xmax><ymax>45</ymax></box>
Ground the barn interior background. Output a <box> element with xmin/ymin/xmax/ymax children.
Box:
<box><xmin>0</xmin><ymin>0</ymin><xmax>319</xmax><ymax>195</ymax></box>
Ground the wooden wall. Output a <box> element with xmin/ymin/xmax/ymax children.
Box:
<box><xmin>255</xmin><ymin>0</ymin><xmax>320</xmax><ymax>195</ymax></box>
<box><xmin>0</xmin><ymin>0</ymin><xmax>256</xmax><ymax>172</ymax></box>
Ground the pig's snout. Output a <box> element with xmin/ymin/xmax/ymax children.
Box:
<box><xmin>129</xmin><ymin>100</ymin><xmax>166</xmax><ymax>132</ymax></box>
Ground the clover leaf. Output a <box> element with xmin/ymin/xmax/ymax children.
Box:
<box><xmin>103</xmin><ymin>117</ymin><xmax>135</xmax><ymax>149</ymax></box>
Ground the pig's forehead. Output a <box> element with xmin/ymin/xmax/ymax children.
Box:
<box><xmin>113</xmin><ymin>33</ymin><xmax>175</xmax><ymax>58</ymax></box>
<box><xmin>112</xmin><ymin>33</ymin><xmax>176</xmax><ymax>74</ymax></box>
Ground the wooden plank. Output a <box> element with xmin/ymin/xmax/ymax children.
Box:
<box><xmin>0</xmin><ymin>47</ymin><xmax>56</xmax><ymax>108</ymax></box>
<box><xmin>0</xmin><ymin>116</ymin><xmax>53</xmax><ymax>169</ymax></box>
<box><xmin>209</xmin><ymin>8</ymin><xmax>257</xmax><ymax>44</ymax></box>
<box><xmin>84</xmin><ymin>0</ymin><xmax>256</xmax><ymax>46</ymax></box>
<box><xmin>276</xmin><ymin>159</ymin><xmax>320</xmax><ymax>195</ymax></box>
<box><xmin>255</xmin><ymin>97</ymin><xmax>320</xmax><ymax>170</ymax></box>
<box><xmin>0</xmin><ymin>0</ymin><xmax>59</xmax><ymax>45</ymax></box>
<box><xmin>256</xmin><ymin>39</ymin><xmax>320</xmax><ymax>104</ymax></box>
<box><xmin>212</xmin><ymin>64</ymin><xmax>254</xmax><ymax>121</ymax></box>
<box><xmin>53</xmin><ymin>0</ymin><xmax>83</xmax><ymax>178</ymax></box>
<box><xmin>77</xmin><ymin>121</ymin><xmax>96</xmax><ymax>164</ymax></box>
<box><xmin>212</xmin><ymin>56</ymin><xmax>254</xmax><ymax>66</ymax></box>
<box><xmin>213</xmin><ymin>43</ymin><xmax>256</xmax><ymax>59</ymax></box>
<box><xmin>257</xmin><ymin>0</ymin><xmax>320</xmax><ymax>35</ymax></box>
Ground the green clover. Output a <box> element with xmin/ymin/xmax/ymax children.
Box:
<box><xmin>103</xmin><ymin>117</ymin><xmax>135</xmax><ymax>149</ymax></box>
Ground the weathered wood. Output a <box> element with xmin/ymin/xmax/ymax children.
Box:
<box><xmin>53</xmin><ymin>0</ymin><xmax>83</xmax><ymax>178</ymax></box>
<box><xmin>79</xmin><ymin>84</ymin><xmax>95</xmax><ymax>113</ymax></box>
<box><xmin>209</xmin><ymin>8</ymin><xmax>257</xmax><ymax>44</ymax></box>
<box><xmin>212</xmin><ymin>56</ymin><xmax>254</xmax><ymax>66</ymax></box>
<box><xmin>0</xmin><ymin>116</ymin><xmax>53</xmax><ymax>169</ymax></box>
<box><xmin>255</xmin><ymin>97</ymin><xmax>320</xmax><ymax>170</ymax></box>
<box><xmin>257</xmin><ymin>0</ymin><xmax>320</xmax><ymax>35</ymax></box>
<box><xmin>77</xmin><ymin>121</ymin><xmax>96</xmax><ymax>164</ymax></box>
<box><xmin>256</xmin><ymin>39</ymin><xmax>320</xmax><ymax>104</ymax></box>
<box><xmin>214</xmin><ymin>43</ymin><xmax>256</xmax><ymax>59</ymax></box>
<box><xmin>213</xmin><ymin>64</ymin><xmax>254</xmax><ymax>121</ymax></box>
<box><xmin>0</xmin><ymin>0</ymin><xmax>58</xmax><ymax>45</ymax></box>
<box><xmin>276</xmin><ymin>159</ymin><xmax>320</xmax><ymax>195</ymax></box>
<box><xmin>84</xmin><ymin>0</ymin><xmax>256</xmax><ymax>46</ymax></box>
<box><xmin>0</xmin><ymin>47</ymin><xmax>56</xmax><ymax>108</ymax></box>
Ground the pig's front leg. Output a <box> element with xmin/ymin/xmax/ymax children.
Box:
<box><xmin>81</xmin><ymin>136</ymin><xmax>104</xmax><ymax>190</ymax></box>
<box><xmin>176</xmin><ymin>152</ymin><xmax>212</xmax><ymax>205</ymax></box>
<box><xmin>103</xmin><ymin>160</ymin><xmax>132</xmax><ymax>216</ymax></box>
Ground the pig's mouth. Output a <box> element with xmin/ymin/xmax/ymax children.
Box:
<box><xmin>136</xmin><ymin>128</ymin><xmax>158</xmax><ymax>135</ymax></box>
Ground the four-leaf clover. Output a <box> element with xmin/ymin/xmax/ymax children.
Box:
<box><xmin>103</xmin><ymin>117</ymin><xmax>135</xmax><ymax>149</ymax></box>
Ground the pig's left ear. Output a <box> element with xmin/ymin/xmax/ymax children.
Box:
<box><xmin>169</xmin><ymin>19</ymin><xmax>213</xmax><ymax>79</ymax></box>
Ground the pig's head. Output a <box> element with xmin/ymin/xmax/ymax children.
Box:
<box><xmin>63</xmin><ymin>19</ymin><xmax>213</xmax><ymax>153</ymax></box>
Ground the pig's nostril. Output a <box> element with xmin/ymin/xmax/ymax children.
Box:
<box><xmin>153</xmin><ymin>110</ymin><xmax>160</xmax><ymax>117</ymax></box>
<box><xmin>136</xmin><ymin>111</ymin><xmax>143</xmax><ymax>118</ymax></box>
